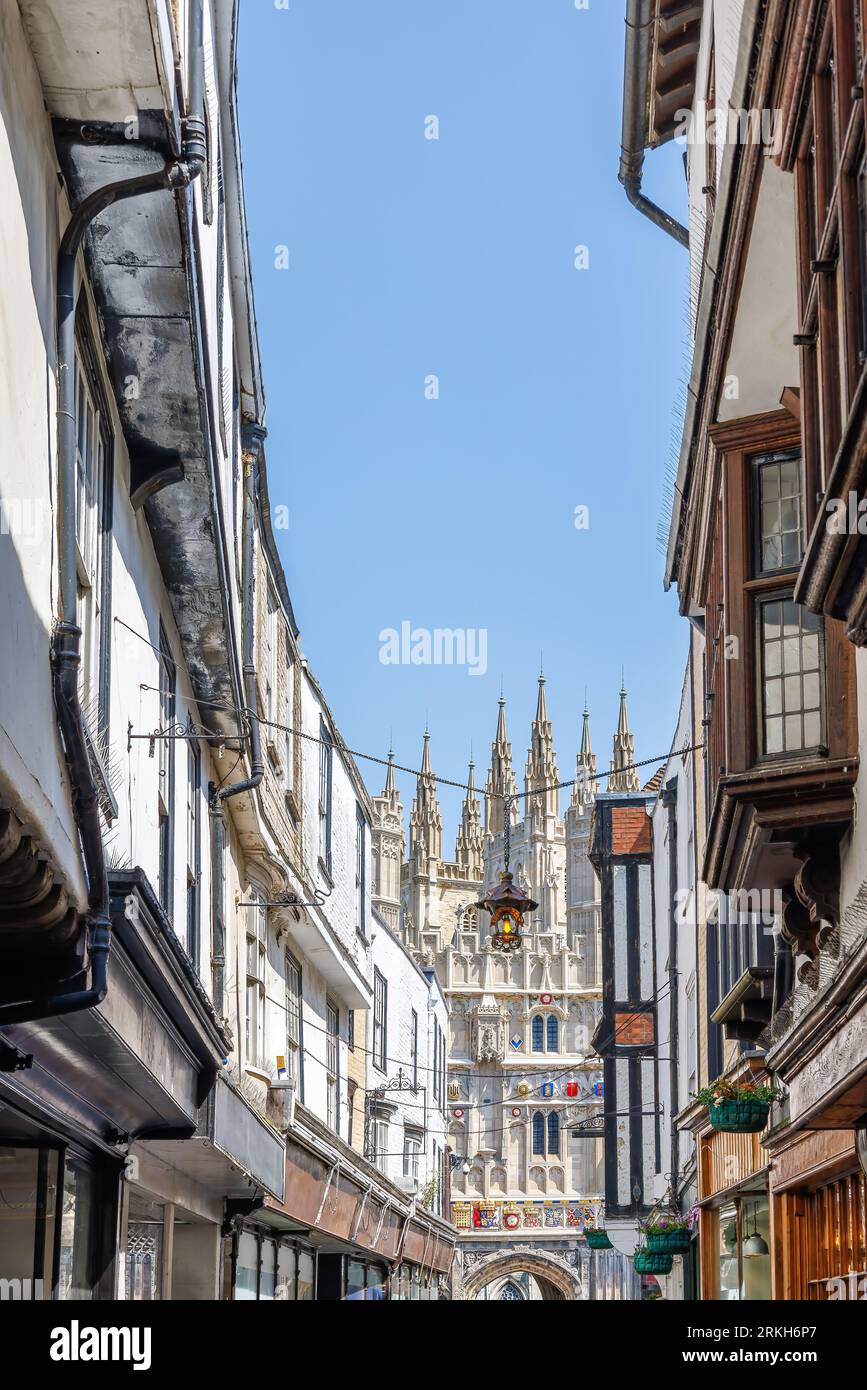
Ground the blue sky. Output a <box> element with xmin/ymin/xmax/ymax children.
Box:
<box><xmin>238</xmin><ymin>0</ymin><xmax>690</xmax><ymax>831</ymax></box>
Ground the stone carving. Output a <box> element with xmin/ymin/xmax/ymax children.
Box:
<box><xmin>471</xmin><ymin>1005</ymin><xmax>506</xmax><ymax>1062</ymax></box>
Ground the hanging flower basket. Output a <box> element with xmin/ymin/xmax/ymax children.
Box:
<box><xmin>585</xmin><ymin>1229</ymin><xmax>613</xmax><ymax>1250</ymax></box>
<box><xmin>694</xmin><ymin>1079</ymin><xmax>779</xmax><ymax>1135</ymax></box>
<box><xmin>709</xmin><ymin>1098</ymin><xmax>770</xmax><ymax>1133</ymax></box>
<box><xmin>645</xmin><ymin>1226</ymin><xmax>691</xmax><ymax>1255</ymax></box>
<box><xmin>633</xmin><ymin>1248</ymin><xmax>673</xmax><ymax>1276</ymax></box>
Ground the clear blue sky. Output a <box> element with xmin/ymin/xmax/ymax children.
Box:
<box><xmin>238</xmin><ymin>0</ymin><xmax>690</xmax><ymax>832</ymax></box>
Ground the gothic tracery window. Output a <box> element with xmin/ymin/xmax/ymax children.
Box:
<box><xmin>531</xmin><ymin>1110</ymin><xmax>560</xmax><ymax>1159</ymax></box>
<box><xmin>531</xmin><ymin>1012</ymin><xmax>559</xmax><ymax>1053</ymax></box>
<box><xmin>532</xmin><ymin>1111</ymin><xmax>545</xmax><ymax>1155</ymax></box>
<box><xmin>547</xmin><ymin>1110</ymin><xmax>560</xmax><ymax>1157</ymax></box>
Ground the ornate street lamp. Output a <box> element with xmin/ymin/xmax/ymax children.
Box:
<box><xmin>474</xmin><ymin>872</ymin><xmax>537</xmax><ymax>952</ymax></box>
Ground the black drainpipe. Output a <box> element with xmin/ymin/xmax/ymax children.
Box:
<box><xmin>210</xmin><ymin>424</ymin><xmax>267</xmax><ymax>1018</ymax></box>
<box><xmin>619</xmin><ymin>0</ymin><xmax>689</xmax><ymax>247</ymax></box>
<box><xmin>0</xmin><ymin>0</ymin><xmax>207</xmax><ymax>1028</ymax></box>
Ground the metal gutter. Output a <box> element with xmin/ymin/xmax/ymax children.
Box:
<box><xmin>619</xmin><ymin>0</ymin><xmax>690</xmax><ymax>246</ymax></box>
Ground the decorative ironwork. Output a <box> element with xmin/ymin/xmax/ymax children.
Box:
<box><xmin>127</xmin><ymin>715</ymin><xmax>243</xmax><ymax>758</ymax></box>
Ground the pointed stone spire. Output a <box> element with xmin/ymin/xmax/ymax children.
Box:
<box><xmin>607</xmin><ymin>680</ymin><xmax>640</xmax><ymax>792</ymax></box>
<box><xmin>410</xmin><ymin>730</ymin><xmax>442</xmax><ymax>864</ymax></box>
<box><xmin>572</xmin><ymin>702</ymin><xmax>598</xmax><ymax>807</ymax></box>
<box><xmin>525</xmin><ymin>672</ymin><xmax>560</xmax><ymax>819</ymax></box>
<box><xmin>383</xmin><ymin>745</ymin><xmax>397</xmax><ymax>799</ymax></box>
<box><xmin>455</xmin><ymin>757</ymin><xmax>484</xmax><ymax>877</ymax></box>
<box><xmin>370</xmin><ymin>744</ymin><xmax>405</xmax><ymax>933</ymax></box>
<box><xmin>485</xmin><ymin>695</ymin><xmax>518</xmax><ymax>836</ymax></box>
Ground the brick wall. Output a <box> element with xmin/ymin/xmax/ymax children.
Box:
<box><xmin>611</xmin><ymin>806</ymin><xmax>651</xmax><ymax>856</ymax></box>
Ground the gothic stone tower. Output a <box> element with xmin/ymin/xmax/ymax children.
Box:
<box><xmin>369</xmin><ymin>679</ymin><xmax>648</xmax><ymax>1298</ymax></box>
<box><xmin>370</xmin><ymin>750</ymin><xmax>405</xmax><ymax>934</ymax></box>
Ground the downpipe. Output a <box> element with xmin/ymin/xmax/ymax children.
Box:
<box><xmin>0</xmin><ymin>0</ymin><xmax>207</xmax><ymax>1028</ymax></box>
<box><xmin>619</xmin><ymin>0</ymin><xmax>689</xmax><ymax>247</ymax></box>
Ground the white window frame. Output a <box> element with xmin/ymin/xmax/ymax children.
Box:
<box><xmin>284</xmin><ymin>950</ymin><xmax>302</xmax><ymax>1090</ymax></box>
<box><xmin>403</xmin><ymin>1132</ymin><xmax>422</xmax><ymax>1182</ymax></box>
<box><xmin>246</xmin><ymin>894</ymin><xmax>267</xmax><ymax>1071</ymax></box>
<box><xmin>326</xmin><ymin>998</ymin><xmax>339</xmax><ymax>1131</ymax></box>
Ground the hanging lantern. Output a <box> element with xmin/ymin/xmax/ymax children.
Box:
<box><xmin>475</xmin><ymin>873</ymin><xmax>538</xmax><ymax>953</ymax></box>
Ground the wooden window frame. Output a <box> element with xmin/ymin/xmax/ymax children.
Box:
<box><xmin>710</xmin><ymin>411</ymin><xmax>843</xmax><ymax>777</ymax></box>
<box><xmin>794</xmin><ymin>1</ymin><xmax>866</xmax><ymax>489</ymax></box>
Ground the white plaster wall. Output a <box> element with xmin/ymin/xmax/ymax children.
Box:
<box><xmin>367</xmin><ymin>913</ymin><xmax>448</xmax><ymax>1198</ymax></box>
<box><xmin>718</xmin><ymin>159</ymin><xmax>799</xmax><ymax>421</ymax></box>
<box><xmin>0</xmin><ymin>0</ymin><xmax>85</xmax><ymax>900</ymax></box>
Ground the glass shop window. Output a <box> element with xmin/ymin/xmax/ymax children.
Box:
<box><xmin>717</xmin><ymin>1203</ymin><xmax>740</xmax><ymax>1301</ymax></box>
<box><xmin>276</xmin><ymin>1243</ymin><xmax>297</xmax><ymax>1300</ymax></box>
<box><xmin>0</xmin><ymin>1144</ymin><xmax>101</xmax><ymax>1300</ymax></box>
<box><xmin>123</xmin><ymin>1192</ymin><xmax>165</xmax><ymax>1301</ymax></box>
<box><xmin>235</xmin><ymin>1231</ymin><xmax>259</xmax><ymax>1300</ymax></box>
<box><xmin>259</xmin><ymin>1238</ymin><xmax>277</xmax><ymax>1300</ymax></box>
<box><xmin>0</xmin><ymin>1145</ymin><xmax>59</xmax><ymax>1299</ymax></box>
<box><xmin>296</xmin><ymin>1248</ymin><xmax>315</xmax><ymax>1300</ymax></box>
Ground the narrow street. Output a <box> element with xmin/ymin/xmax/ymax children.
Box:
<box><xmin>0</xmin><ymin>0</ymin><xmax>865</xmax><ymax>1363</ymax></box>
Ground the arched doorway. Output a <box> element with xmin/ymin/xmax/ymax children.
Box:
<box><xmin>461</xmin><ymin>1249</ymin><xmax>582</xmax><ymax>1301</ymax></box>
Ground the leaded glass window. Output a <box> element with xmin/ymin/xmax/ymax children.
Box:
<box><xmin>759</xmin><ymin>598</ymin><xmax>823</xmax><ymax>754</ymax></box>
<box><xmin>755</xmin><ymin>449</ymin><xmax>802</xmax><ymax>574</ymax></box>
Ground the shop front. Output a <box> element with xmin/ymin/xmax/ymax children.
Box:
<box><xmin>770</xmin><ymin>1129</ymin><xmax>866</xmax><ymax>1300</ymax></box>
<box><xmin>237</xmin><ymin>1105</ymin><xmax>456</xmax><ymax>1301</ymax></box>
<box><xmin>0</xmin><ymin>869</ymin><xmax>283</xmax><ymax>1301</ymax></box>
<box><xmin>0</xmin><ymin>1108</ymin><xmax>119</xmax><ymax>1300</ymax></box>
<box><xmin>764</xmin><ymin>932</ymin><xmax>867</xmax><ymax>1301</ymax></box>
<box><xmin>680</xmin><ymin>1101</ymin><xmax>773</xmax><ymax>1300</ymax></box>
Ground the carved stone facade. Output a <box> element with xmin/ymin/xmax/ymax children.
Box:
<box><xmin>370</xmin><ymin>678</ymin><xmax>645</xmax><ymax>1296</ymax></box>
